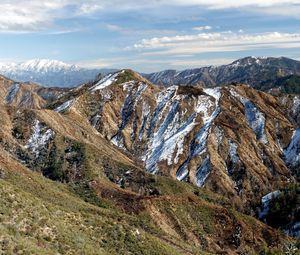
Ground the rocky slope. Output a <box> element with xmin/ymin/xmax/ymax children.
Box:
<box><xmin>0</xmin><ymin>59</ymin><xmax>115</xmax><ymax>87</ymax></box>
<box><xmin>55</xmin><ymin>70</ymin><xmax>299</xmax><ymax>213</ymax></box>
<box><xmin>0</xmin><ymin>72</ymin><xmax>299</xmax><ymax>254</ymax></box>
<box><xmin>0</xmin><ymin>75</ymin><xmax>67</xmax><ymax>109</ymax></box>
<box><xmin>144</xmin><ymin>56</ymin><xmax>300</xmax><ymax>91</ymax></box>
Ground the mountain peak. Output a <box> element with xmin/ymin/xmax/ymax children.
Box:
<box><xmin>90</xmin><ymin>69</ymin><xmax>150</xmax><ymax>91</ymax></box>
<box><xmin>230</xmin><ymin>56</ymin><xmax>269</xmax><ymax>66</ymax></box>
<box><xmin>19</xmin><ymin>59</ymin><xmax>78</xmax><ymax>72</ymax></box>
<box><xmin>0</xmin><ymin>59</ymin><xmax>80</xmax><ymax>74</ymax></box>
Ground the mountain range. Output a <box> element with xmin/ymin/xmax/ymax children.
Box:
<box><xmin>0</xmin><ymin>59</ymin><xmax>115</xmax><ymax>88</ymax></box>
<box><xmin>144</xmin><ymin>56</ymin><xmax>300</xmax><ymax>93</ymax></box>
<box><xmin>1</xmin><ymin>57</ymin><xmax>300</xmax><ymax>92</ymax></box>
<box><xmin>0</xmin><ymin>66</ymin><xmax>299</xmax><ymax>254</ymax></box>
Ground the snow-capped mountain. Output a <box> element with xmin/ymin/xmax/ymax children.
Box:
<box><xmin>0</xmin><ymin>59</ymin><xmax>115</xmax><ymax>87</ymax></box>
<box><xmin>0</xmin><ymin>59</ymin><xmax>77</xmax><ymax>73</ymax></box>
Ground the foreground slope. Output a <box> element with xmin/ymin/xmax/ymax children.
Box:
<box><xmin>1</xmin><ymin>146</ymin><xmax>292</xmax><ymax>254</ymax></box>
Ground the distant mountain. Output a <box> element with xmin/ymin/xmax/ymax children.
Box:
<box><xmin>0</xmin><ymin>59</ymin><xmax>116</xmax><ymax>87</ymax></box>
<box><xmin>144</xmin><ymin>56</ymin><xmax>300</xmax><ymax>91</ymax></box>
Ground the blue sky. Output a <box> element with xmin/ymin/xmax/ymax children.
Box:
<box><xmin>1</xmin><ymin>1</ymin><xmax>300</xmax><ymax>72</ymax></box>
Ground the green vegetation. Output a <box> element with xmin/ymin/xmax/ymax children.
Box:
<box><xmin>0</xmin><ymin>164</ymin><xmax>193</xmax><ymax>255</ymax></box>
<box><xmin>265</xmin><ymin>184</ymin><xmax>300</xmax><ymax>229</ymax></box>
<box><xmin>259</xmin><ymin>243</ymin><xmax>300</xmax><ymax>255</ymax></box>
<box><xmin>275</xmin><ymin>75</ymin><xmax>300</xmax><ymax>94</ymax></box>
<box><xmin>2</xmin><ymin>150</ymin><xmax>288</xmax><ymax>254</ymax></box>
<box><xmin>69</xmin><ymin>180</ymin><xmax>112</xmax><ymax>208</ymax></box>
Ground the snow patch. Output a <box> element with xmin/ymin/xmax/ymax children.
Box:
<box><xmin>191</xmin><ymin>88</ymin><xmax>221</xmax><ymax>158</ymax></box>
<box><xmin>214</xmin><ymin>126</ymin><xmax>223</xmax><ymax>149</ymax></box>
<box><xmin>244</xmin><ymin>101</ymin><xmax>268</xmax><ymax>144</ymax></box>
<box><xmin>194</xmin><ymin>95</ymin><xmax>214</xmax><ymax>118</ymax></box>
<box><xmin>176</xmin><ymin>88</ymin><xmax>221</xmax><ymax>184</ymax></box>
<box><xmin>146</xmin><ymin>88</ymin><xmax>221</xmax><ymax>175</ymax></box>
<box><xmin>25</xmin><ymin>120</ymin><xmax>54</xmax><ymax>158</ymax></box>
<box><xmin>5</xmin><ymin>83</ymin><xmax>20</xmax><ymax>104</ymax></box>
<box><xmin>147</xmin><ymin>86</ymin><xmax>177</xmax><ymax>138</ymax></box>
<box><xmin>138</xmin><ymin>102</ymin><xmax>151</xmax><ymax>141</ymax></box>
<box><xmin>196</xmin><ymin>156</ymin><xmax>211</xmax><ymax>187</ymax></box>
<box><xmin>111</xmin><ymin>135</ymin><xmax>126</xmax><ymax>150</ymax></box>
<box><xmin>122</xmin><ymin>81</ymin><xmax>135</xmax><ymax>91</ymax></box>
<box><xmin>230</xmin><ymin>89</ymin><xmax>268</xmax><ymax>144</ymax></box>
<box><xmin>284</xmin><ymin>129</ymin><xmax>300</xmax><ymax>169</ymax></box>
<box><xmin>90</xmin><ymin>72</ymin><xmax>120</xmax><ymax>91</ymax></box>
<box><xmin>55</xmin><ymin>99</ymin><xmax>74</xmax><ymax>112</ymax></box>
<box><xmin>228</xmin><ymin>140</ymin><xmax>239</xmax><ymax>165</ymax></box>
<box><xmin>111</xmin><ymin>82</ymin><xmax>147</xmax><ymax>150</ymax></box>
<box><xmin>259</xmin><ymin>190</ymin><xmax>281</xmax><ymax>219</ymax></box>
<box><xmin>292</xmin><ymin>96</ymin><xmax>300</xmax><ymax>115</ymax></box>
<box><xmin>203</xmin><ymin>88</ymin><xmax>221</xmax><ymax>102</ymax></box>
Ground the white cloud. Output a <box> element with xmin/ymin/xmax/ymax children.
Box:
<box><xmin>75</xmin><ymin>0</ymin><xmax>300</xmax><ymax>18</ymax></box>
<box><xmin>170</xmin><ymin>0</ymin><xmax>300</xmax><ymax>9</ymax></box>
<box><xmin>74</xmin><ymin>0</ymin><xmax>300</xmax><ymax>10</ymax></box>
<box><xmin>133</xmin><ymin>31</ymin><xmax>300</xmax><ymax>55</ymax></box>
<box><xmin>0</xmin><ymin>0</ymin><xmax>300</xmax><ymax>32</ymax></box>
<box><xmin>168</xmin><ymin>58</ymin><xmax>235</xmax><ymax>67</ymax></box>
<box><xmin>105</xmin><ymin>24</ymin><xmax>123</xmax><ymax>32</ymax></box>
<box><xmin>77</xmin><ymin>3</ymin><xmax>103</xmax><ymax>15</ymax></box>
<box><xmin>0</xmin><ymin>1</ymin><xmax>52</xmax><ymax>30</ymax></box>
<box><xmin>0</xmin><ymin>1</ymin><xmax>103</xmax><ymax>32</ymax></box>
<box><xmin>193</xmin><ymin>26</ymin><xmax>212</xmax><ymax>31</ymax></box>
<box><xmin>75</xmin><ymin>56</ymin><xmax>235</xmax><ymax>70</ymax></box>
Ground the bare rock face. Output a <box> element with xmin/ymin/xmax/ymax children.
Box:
<box><xmin>51</xmin><ymin>70</ymin><xmax>298</xmax><ymax>213</ymax></box>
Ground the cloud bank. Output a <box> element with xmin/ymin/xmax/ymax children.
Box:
<box><xmin>133</xmin><ymin>31</ymin><xmax>300</xmax><ymax>55</ymax></box>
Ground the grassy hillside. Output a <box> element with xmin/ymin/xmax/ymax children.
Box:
<box><xmin>0</xmin><ymin>145</ymin><xmax>294</xmax><ymax>255</ymax></box>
